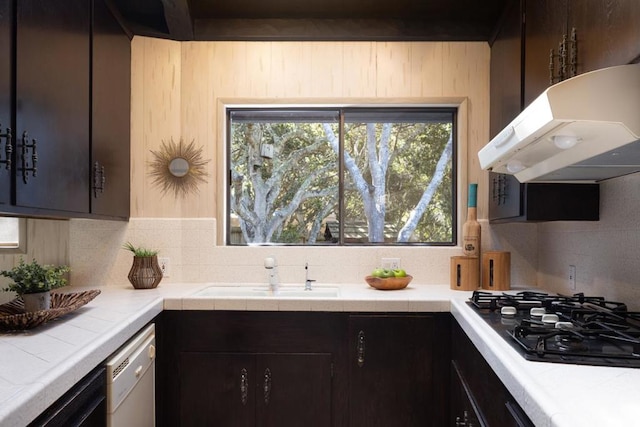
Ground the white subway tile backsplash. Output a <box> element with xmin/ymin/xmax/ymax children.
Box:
<box><xmin>67</xmin><ymin>216</ymin><xmax>538</xmax><ymax>290</ymax></box>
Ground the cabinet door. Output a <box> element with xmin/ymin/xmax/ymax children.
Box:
<box><xmin>489</xmin><ymin>0</ymin><xmax>523</xmax><ymax>139</ymax></box>
<box><xmin>179</xmin><ymin>352</ymin><xmax>332</xmax><ymax>427</ymax></box>
<box><xmin>15</xmin><ymin>0</ymin><xmax>90</xmax><ymax>213</ymax></box>
<box><xmin>157</xmin><ymin>311</ymin><xmax>347</xmax><ymax>427</ymax></box>
<box><xmin>348</xmin><ymin>315</ymin><xmax>437</xmax><ymax>427</ymax></box>
<box><xmin>0</xmin><ymin>0</ymin><xmax>11</xmax><ymax>206</ymax></box>
<box><xmin>257</xmin><ymin>353</ymin><xmax>332</xmax><ymax>427</ymax></box>
<box><xmin>452</xmin><ymin>322</ymin><xmax>534</xmax><ymax>426</ymax></box>
<box><xmin>568</xmin><ymin>0</ymin><xmax>640</xmax><ymax>74</ymax></box>
<box><xmin>524</xmin><ymin>0</ymin><xmax>568</xmax><ymax>106</ymax></box>
<box><xmin>179</xmin><ymin>352</ymin><xmax>255</xmax><ymax>427</ymax></box>
<box><xmin>91</xmin><ymin>0</ymin><xmax>130</xmax><ymax>218</ymax></box>
<box><xmin>450</xmin><ymin>361</ymin><xmax>486</xmax><ymax>427</ymax></box>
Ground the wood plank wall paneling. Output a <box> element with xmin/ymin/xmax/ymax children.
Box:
<box><xmin>131</xmin><ymin>37</ymin><xmax>182</xmax><ymax>217</ymax></box>
<box><xmin>130</xmin><ymin>39</ymin><xmax>490</xmax><ymax>225</ymax></box>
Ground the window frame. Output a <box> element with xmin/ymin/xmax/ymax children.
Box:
<box><xmin>0</xmin><ymin>217</ymin><xmax>27</xmax><ymax>253</ymax></box>
<box><xmin>225</xmin><ymin>105</ymin><xmax>458</xmax><ymax>247</ymax></box>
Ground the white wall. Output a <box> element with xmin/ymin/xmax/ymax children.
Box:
<box><xmin>537</xmin><ymin>172</ymin><xmax>640</xmax><ymax>310</ymax></box>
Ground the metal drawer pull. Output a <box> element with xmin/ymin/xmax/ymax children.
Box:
<box><xmin>240</xmin><ymin>368</ymin><xmax>248</xmax><ymax>405</ymax></box>
<box><xmin>357</xmin><ymin>330</ymin><xmax>365</xmax><ymax>367</ymax></box>
<box><xmin>263</xmin><ymin>368</ymin><xmax>272</xmax><ymax>404</ymax></box>
<box><xmin>21</xmin><ymin>131</ymin><xmax>37</xmax><ymax>183</ymax></box>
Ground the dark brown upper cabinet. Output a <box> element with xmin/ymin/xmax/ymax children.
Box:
<box><xmin>15</xmin><ymin>0</ymin><xmax>91</xmax><ymax>214</ymax></box>
<box><xmin>0</xmin><ymin>0</ymin><xmax>11</xmax><ymax>207</ymax></box>
<box><xmin>489</xmin><ymin>0</ymin><xmax>524</xmax><ymax>140</ymax></box>
<box><xmin>91</xmin><ymin>0</ymin><xmax>131</xmax><ymax>219</ymax></box>
<box><xmin>487</xmin><ymin>0</ymin><xmax>640</xmax><ymax>222</ymax></box>
<box><xmin>0</xmin><ymin>0</ymin><xmax>130</xmax><ymax>219</ymax></box>
<box><xmin>524</xmin><ymin>0</ymin><xmax>640</xmax><ymax>107</ymax></box>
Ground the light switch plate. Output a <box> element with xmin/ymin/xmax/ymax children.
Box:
<box><xmin>159</xmin><ymin>257</ymin><xmax>170</xmax><ymax>278</ymax></box>
<box><xmin>568</xmin><ymin>265</ymin><xmax>576</xmax><ymax>289</ymax></box>
<box><xmin>382</xmin><ymin>258</ymin><xmax>401</xmax><ymax>270</ymax></box>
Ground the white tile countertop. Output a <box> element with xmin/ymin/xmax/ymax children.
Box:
<box><xmin>0</xmin><ymin>282</ymin><xmax>639</xmax><ymax>426</ymax></box>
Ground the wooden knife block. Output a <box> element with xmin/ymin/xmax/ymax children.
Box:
<box><xmin>450</xmin><ymin>256</ymin><xmax>479</xmax><ymax>291</ymax></box>
<box><xmin>482</xmin><ymin>251</ymin><xmax>510</xmax><ymax>291</ymax></box>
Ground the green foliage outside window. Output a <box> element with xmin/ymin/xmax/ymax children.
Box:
<box><xmin>228</xmin><ymin>108</ymin><xmax>456</xmax><ymax>245</ymax></box>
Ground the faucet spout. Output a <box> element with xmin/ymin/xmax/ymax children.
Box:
<box><xmin>304</xmin><ymin>262</ymin><xmax>316</xmax><ymax>291</ymax></box>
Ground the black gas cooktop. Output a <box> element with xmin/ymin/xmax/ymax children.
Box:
<box><xmin>468</xmin><ymin>290</ymin><xmax>640</xmax><ymax>368</ymax></box>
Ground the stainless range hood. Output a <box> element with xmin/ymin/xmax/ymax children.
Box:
<box><xmin>479</xmin><ymin>64</ymin><xmax>640</xmax><ymax>182</ymax></box>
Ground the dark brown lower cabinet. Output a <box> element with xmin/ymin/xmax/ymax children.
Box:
<box><xmin>179</xmin><ymin>352</ymin><xmax>332</xmax><ymax>427</ymax></box>
<box><xmin>156</xmin><ymin>311</ymin><xmax>451</xmax><ymax>427</ymax></box>
<box><xmin>451</xmin><ymin>322</ymin><xmax>534</xmax><ymax>426</ymax></box>
<box><xmin>451</xmin><ymin>360</ymin><xmax>486</xmax><ymax>426</ymax></box>
<box><xmin>348</xmin><ymin>314</ymin><xmax>450</xmax><ymax>427</ymax></box>
<box><xmin>156</xmin><ymin>311</ymin><xmax>349</xmax><ymax>427</ymax></box>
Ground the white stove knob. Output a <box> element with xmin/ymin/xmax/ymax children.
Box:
<box><xmin>542</xmin><ymin>314</ymin><xmax>560</xmax><ymax>324</ymax></box>
<box><xmin>530</xmin><ymin>307</ymin><xmax>546</xmax><ymax>317</ymax></box>
<box><xmin>501</xmin><ymin>306</ymin><xmax>517</xmax><ymax>317</ymax></box>
<box><xmin>555</xmin><ymin>321</ymin><xmax>574</xmax><ymax>329</ymax></box>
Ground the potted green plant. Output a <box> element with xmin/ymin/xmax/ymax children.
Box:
<box><xmin>122</xmin><ymin>242</ymin><xmax>163</xmax><ymax>289</ymax></box>
<box><xmin>0</xmin><ymin>258</ymin><xmax>70</xmax><ymax>312</ymax></box>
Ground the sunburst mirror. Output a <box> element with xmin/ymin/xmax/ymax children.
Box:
<box><xmin>148</xmin><ymin>138</ymin><xmax>210</xmax><ymax>197</ymax></box>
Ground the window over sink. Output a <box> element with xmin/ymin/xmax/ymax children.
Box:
<box><xmin>226</xmin><ymin>107</ymin><xmax>457</xmax><ymax>246</ymax></box>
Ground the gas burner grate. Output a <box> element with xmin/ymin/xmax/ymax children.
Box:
<box><xmin>467</xmin><ymin>291</ymin><xmax>640</xmax><ymax>368</ymax></box>
<box><xmin>469</xmin><ymin>290</ymin><xmax>627</xmax><ymax>313</ymax></box>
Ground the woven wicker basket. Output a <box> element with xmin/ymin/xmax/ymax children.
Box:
<box><xmin>0</xmin><ymin>290</ymin><xmax>101</xmax><ymax>331</ymax></box>
<box><xmin>128</xmin><ymin>255</ymin><xmax>163</xmax><ymax>289</ymax></box>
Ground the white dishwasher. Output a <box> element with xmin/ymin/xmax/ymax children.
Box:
<box><xmin>106</xmin><ymin>323</ymin><xmax>156</xmax><ymax>427</ymax></box>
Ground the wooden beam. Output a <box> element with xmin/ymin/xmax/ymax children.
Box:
<box><xmin>160</xmin><ymin>0</ymin><xmax>194</xmax><ymax>40</ymax></box>
<box><xmin>193</xmin><ymin>18</ymin><xmax>494</xmax><ymax>41</ymax></box>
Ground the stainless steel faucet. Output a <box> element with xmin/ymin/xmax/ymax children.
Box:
<box><xmin>304</xmin><ymin>262</ymin><xmax>316</xmax><ymax>291</ymax></box>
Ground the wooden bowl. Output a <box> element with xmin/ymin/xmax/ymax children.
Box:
<box><xmin>365</xmin><ymin>275</ymin><xmax>412</xmax><ymax>290</ymax></box>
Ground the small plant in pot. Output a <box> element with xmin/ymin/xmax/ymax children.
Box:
<box><xmin>0</xmin><ymin>258</ymin><xmax>70</xmax><ymax>312</ymax></box>
<box><xmin>123</xmin><ymin>242</ymin><xmax>163</xmax><ymax>289</ymax></box>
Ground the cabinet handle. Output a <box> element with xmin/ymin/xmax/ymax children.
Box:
<box><xmin>492</xmin><ymin>174</ymin><xmax>508</xmax><ymax>206</ymax></box>
<box><xmin>93</xmin><ymin>161</ymin><xmax>105</xmax><ymax>197</ymax></box>
<box><xmin>357</xmin><ymin>330</ymin><xmax>365</xmax><ymax>367</ymax></box>
<box><xmin>455</xmin><ymin>410</ymin><xmax>474</xmax><ymax>426</ymax></box>
<box><xmin>0</xmin><ymin>125</ymin><xmax>12</xmax><ymax>171</ymax></box>
<box><xmin>567</xmin><ymin>27</ymin><xmax>577</xmax><ymax>78</ymax></box>
<box><xmin>549</xmin><ymin>28</ymin><xmax>578</xmax><ymax>85</ymax></box>
<box><xmin>20</xmin><ymin>131</ymin><xmax>37</xmax><ymax>184</ymax></box>
<box><xmin>263</xmin><ymin>368</ymin><xmax>271</xmax><ymax>405</ymax></box>
<box><xmin>240</xmin><ymin>368</ymin><xmax>248</xmax><ymax>406</ymax></box>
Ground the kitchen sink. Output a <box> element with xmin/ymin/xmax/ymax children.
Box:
<box><xmin>193</xmin><ymin>285</ymin><xmax>340</xmax><ymax>298</ymax></box>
